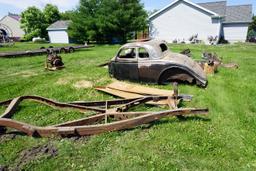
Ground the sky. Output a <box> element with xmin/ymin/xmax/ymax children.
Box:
<box><xmin>0</xmin><ymin>0</ymin><xmax>255</xmax><ymax>19</ymax></box>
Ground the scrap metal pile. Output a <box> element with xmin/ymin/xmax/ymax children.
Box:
<box><xmin>108</xmin><ymin>40</ymin><xmax>207</xmax><ymax>87</ymax></box>
<box><xmin>45</xmin><ymin>51</ymin><xmax>65</xmax><ymax>71</ymax></box>
<box><xmin>0</xmin><ymin>82</ymin><xmax>208</xmax><ymax>137</ymax></box>
<box><xmin>180</xmin><ymin>49</ymin><xmax>239</xmax><ymax>75</ymax></box>
<box><xmin>202</xmin><ymin>52</ymin><xmax>239</xmax><ymax>70</ymax></box>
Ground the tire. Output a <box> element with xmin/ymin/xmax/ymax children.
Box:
<box><xmin>60</xmin><ymin>48</ymin><xmax>66</xmax><ymax>54</ymax></box>
<box><xmin>69</xmin><ymin>47</ymin><xmax>75</xmax><ymax>53</ymax></box>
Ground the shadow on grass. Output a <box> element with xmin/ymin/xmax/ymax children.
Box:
<box><xmin>114</xmin><ymin>116</ymin><xmax>211</xmax><ymax>135</ymax></box>
<box><xmin>140</xmin><ymin>116</ymin><xmax>211</xmax><ymax>130</ymax></box>
<box><xmin>74</xmin><ymin>48</ymin><xmax>93</xmax><ymax>53</ymax></box>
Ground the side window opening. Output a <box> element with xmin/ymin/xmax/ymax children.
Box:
<box><xmin>160</xmin><ymin>43</ymin><xmax>168</xmax><ymax>52</ymax></box>
<box><xmin>138</xmin><ymin>48</ymin><xmax>149</xmax><ymax>58</ymax></box>
<box><xmin>118</xmin><ymin>48</ymin><xmax>136</xmax><ymax>59</ymax></box>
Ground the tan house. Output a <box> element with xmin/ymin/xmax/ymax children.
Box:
<box><xmin>0</xmin><ymin>13</ymin><xmax>24</xmax><ymax>40</ymax></box>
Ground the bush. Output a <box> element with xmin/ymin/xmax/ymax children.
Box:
<box><xmin>33</xmin><ymin>39</ymin><xmax>47</xmax><ymax>43</ymax></box>
<box><xmin>247</xmin><ymin>29</ymin><xmax>256</xmax><ymax>43</ymax></box>
<box><xmin>218</xmin><ymin>36</ymin><xmax>229</xmax><ymax>44</ymax></box>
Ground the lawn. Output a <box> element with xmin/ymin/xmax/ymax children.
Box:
<box><xmin>0</xmin><ymin>42</ymin><xmax>256</xmax><ymax>170</ymax></box>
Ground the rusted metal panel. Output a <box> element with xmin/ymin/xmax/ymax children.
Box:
<box><xmin>0</xmin><ymin>94</ymin><xmax>207</xmax><ymax>137</ymax></box>
<box><xmin>109</xmin><ymin>40</ymin><xmax>207</xmax><ymax>87</ymax></box>
<box><xmin>45</xmin><ymin>52</ymin><xmax>65</xmax><ymax>71</ymax></box>
<box><xmin>201</xmin><ymin>52</ymin><xmax>239</xmax><ymax>74</ymax></box>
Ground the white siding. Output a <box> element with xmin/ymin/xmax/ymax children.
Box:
<box><xmin>48</xmin><ymin>30</ymin><xmax>69</xmax><ymax>44</ymax></box>
<box><xmin>0</xmin><ymin>16</ymin><xmax>24</xmax><ymax>37</ymax></box>
<box><xmin>223</xmin><ymin>23</ymin><xmax>249</xmax><ymax>43</ymax></box>
<box><xmin>149</xmin><ymin>1</ymin><xmax>221</xmax><ymax>43</ymax></box>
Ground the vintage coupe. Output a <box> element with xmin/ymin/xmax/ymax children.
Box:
<box><xmin>109</xmin><ymin>40</ymin><xmax>207</xmax><ymax>87</ymax></box>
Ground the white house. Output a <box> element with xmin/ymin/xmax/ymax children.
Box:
<box><xmin>0</xmin><ymin>13</ymin><xmax>25</xmax><ymax>40</ymax></box>
<box><xmin>149</xmin><ymin>0</ymin><xmax>252</xmax><ymax>43</ymax></box>
<box><xmin>47</xmin><ymin>20</ymin><xmax>71</xmax><ymax>44</ymax></box>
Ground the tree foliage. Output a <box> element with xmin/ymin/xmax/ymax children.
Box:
<box><xmin>69</xmin><ymin>0</ymin><xmax>148</xmax><ymax>43</ymax></box>
<box><xmin>248</xmin><ymin>29</ymin><xmax>256</xmax><ymax>37</ymax></box>
<box><xmin>44</xmin><ymin>4</ymin><xmax>61</xmax><ymax>25</ymax></box>
<box><xmin>61</xmin><ymin>11</ymin><xmax>74</xmax><ymax>20</ymax></box>
<box><xmin>20</xmin><ymin>7</ymin><xmax>46</xmax><ymax>40</ymax></box>
<box><xmin>21</xmin><ymin>4</ymin><xmax>61</xmax><ymax>41</ymax></box>
<box><xmin>249</xmin><ymin>15</ymin><xmax>256</xmax><ymax>31</ymax></box>
<box><xmin>247</xmin><ymin>15</ymin><xmax>256</xmax><ymax>40</ymax></box>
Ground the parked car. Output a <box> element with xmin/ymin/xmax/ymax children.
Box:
<box><xmin>109</xmin><ymin>39</ymin><xmax>207</xmax><ymax>87</ymax></box>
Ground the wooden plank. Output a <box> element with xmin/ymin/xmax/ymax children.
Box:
<box><xmin>96</xmin><ymin>87</ymin><xmax>143</xmax><ymax>99</ymax></box>
<box><xmin>95</xmin><ymin>87</ymin><xmax>174</xmax><ymax>106</ymax></box>
<box><xmin>107</xmin><ymin>81</ymin><xmax>174</xmax><ymax>96</ymax></box>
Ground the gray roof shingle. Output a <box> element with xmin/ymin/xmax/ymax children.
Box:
<box><xmin>149</xmin><ymin>0</ymin><xmax>252</xmax><ymax>23</ymax></box>
<box><xmin>197</xmin><ymin>1</ymin><xmax>252</xmax><ymax>23</ymax></box>
<box><xmin>197</xmin><ymin>1</ymin><xmax>227</xmax><ymax>16</ymax></box>
<box><xmin>224</xmin><ymin>5</ymin><xmax>253</xmax><ymax>23</ymax></box>
<box><xmin>47</xmin><ymin>20</ymin><xmax>71</xmax><ymax>30</ymax></box>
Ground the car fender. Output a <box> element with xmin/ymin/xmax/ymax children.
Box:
<box><xmin>157</xmin><ymin>64</ymin><xmax>207</xmax><ymax>86</ymax></box>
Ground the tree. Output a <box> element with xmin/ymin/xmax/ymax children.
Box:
<box><xmin>20</xmin><ymin>6</ymin><xmax>46</xmax><ymax>40</ymax></box>
<box><xmin>69</xmin><ymin>0</ymin><xmax>148</xmax><ymax>43</ymax></box>
<box><xmin>248</xmin><ymin>29</ymin><xmax>256</xmax><ymax>37</ymax></box>
<box><xmin>247</xmin><ymin>15</ymin><xmax>256</xmax><ymax>41</ymax></box>
<box><xmin>249</xmin><ymin>15</ymin><xmax>256</xmax><ymax>31</ymax></box>
<box><xmin>69</xmin><ymin>0</ymin><xmax>100</xmax><ymax>43</ymax></box>
<box><xmin>105</xmin><ymin>0</ymin><xmax>148</xmax><ymax>43</ymax></box>
<box><xmin>44</xmin><ymin>4</ymin><xmax>61</xmax><ymax>25</ymax></box>
<box><xmin>61</xmin><ymin>11</ymin><xmax>74</xmax><ymax>20</ymax></box>
<box><xmin>21</xmin><ymin>4</ymin><xmax>61</xmax><ymax>41</ymax></box>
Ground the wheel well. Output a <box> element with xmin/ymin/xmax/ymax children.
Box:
<box><xmin>158</xmin><ymin>67</ymin><xmax>195</xmax><ymax>84</ymax></box>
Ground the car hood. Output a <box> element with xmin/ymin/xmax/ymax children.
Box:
<box><xmin>162</xmin><ymin>52</ymin><xmax>207</xmax><ymax>86</ymax></box>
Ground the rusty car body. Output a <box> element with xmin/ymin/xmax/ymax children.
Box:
<box><xmin>109</xmin><ymin>40</ymin><xmax>207</xmax><ymax>87</ymax></box>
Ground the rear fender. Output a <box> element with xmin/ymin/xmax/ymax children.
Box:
<box><xmin>157</xmin><ymin>66</ymin><xmax>206</xmax><ymax>87</ymax></box>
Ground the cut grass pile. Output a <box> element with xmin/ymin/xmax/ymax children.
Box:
<box><xmin>0</xmin><ymin>42</ymin><xmax>256</xmax><ymax>170</ymax></box>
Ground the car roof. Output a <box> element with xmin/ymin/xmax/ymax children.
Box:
<box><xmin>122</xmin><ymin>39</ymin><xmax>167</xmax><ymax>48</ymax></box>
<box><xmin>120</xmin><ymin>39</ymin><xmax>168</xmax><ymax>59</ymax></box>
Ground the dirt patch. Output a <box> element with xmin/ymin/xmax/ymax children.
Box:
<box><xmin>0</xmin><ymin>165</ymin><xmax>8</xmax><ymax>171</ymax></box>
<box><xmin>9</xmin><ymin>71</ymin><xmax>38</xmax><ymax>78</ymax></box>
<box><xmin>56</xmin><ymin>77</ymin><xmax>71</xmax><ymax>85</ymax></box>
<box><xmin>11</xmin><ymin>143</ymin><xmax>58</xmax><ymax>170</ymax></box>
<box><xmin>68</xmin><ymin>136</ymin><xmax>90</xmax><ymax>142</ymax></box>
<box><xmin>73</xmin><ymin>80</ymin><xmax>93</xmax><ymax>89</ymax></box>
<box><xmin>0</xmin><ymin>133</ymin><xmax>17</xmax><ymax>144</ymax></box>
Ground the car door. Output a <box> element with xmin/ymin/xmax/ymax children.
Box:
<box><xmin>138</xmin><ymin>47</ymin><xmax>153</xmax><ymax>82</ymax></box>
<box><xmin>112</xmin><ymin>47</ymin><xmax>139</xmax><ymax>81</ymax></box>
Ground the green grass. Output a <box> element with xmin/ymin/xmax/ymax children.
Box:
<box><xmin>0</xmin><ymin>42</ymin><xmax>256</xmax><ymax>170</ymax></box>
